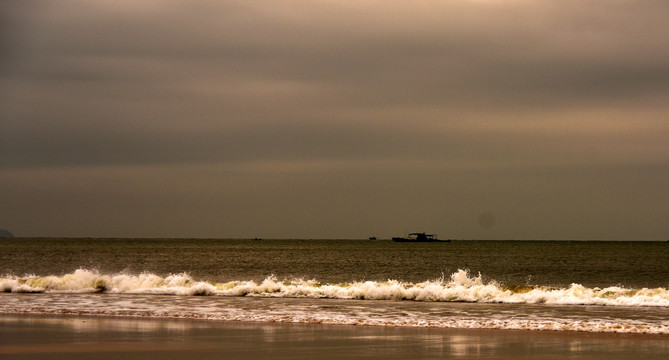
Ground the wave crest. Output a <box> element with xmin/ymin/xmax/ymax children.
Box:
<box><xmin>2</xmin><ymin>269</ymin><xmax>667</xmax><ymax>307</ymax></box>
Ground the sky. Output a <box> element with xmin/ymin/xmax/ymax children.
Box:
<box><xmin>1</xmin><ymin>0</ymin><xmax>668</xmax><ymax>240</ymax></box>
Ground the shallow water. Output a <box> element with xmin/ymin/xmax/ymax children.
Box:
<box><xmin>2</xmin><ymin>315</ymin><xmax>668</xmax><ymax>360</ymax></box>
<box><xmin>2</xmin><ymin>293</ymin><xmax>668</xmax><ymax>334</ymax></box>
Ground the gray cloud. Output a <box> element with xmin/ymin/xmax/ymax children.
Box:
<box><xmin>1</xmin><ymin>0</ymin><xmax>668</xmax><ymax>239</ymax></box>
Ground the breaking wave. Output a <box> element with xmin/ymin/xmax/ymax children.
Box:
<box><xmin>2</xmin><ymin>269</ymin><xmax>668</xmax><ymax>307</ymax></box>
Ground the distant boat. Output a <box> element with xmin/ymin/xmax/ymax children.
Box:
<box><xmin>392</xmin><ymin>232</ymin><xmax>448</xmax><ymax>242</ymax></box>
<box><xmin>368</xmin><ymin>236</ymin><xmax>377</xmax><ymax>240</ymax></box>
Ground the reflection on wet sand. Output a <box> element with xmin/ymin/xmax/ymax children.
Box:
<box><xmin>1</xmin><ymin>315</ymin><xmax>668</xmax><ymax>360</ymax></box>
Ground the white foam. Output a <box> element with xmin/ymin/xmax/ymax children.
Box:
<box><xmin>2</xmin><ymin>269</ymin><xmax>669</xmax><ymax>335</ymax></box>
<box><xmin>2</xmin><ymin>269</ymin><xmax>668</xmax><ymax>307</ymax></box>
<box><xmin>1</xmin><ymin>301</ymin><xmax>667</xmax><ymax>334</ymax></box>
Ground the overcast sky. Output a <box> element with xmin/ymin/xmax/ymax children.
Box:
<box><xmin>1</xmin><ymin>0</ymin><xmax>668</xmax><ymax>239</ymax></box>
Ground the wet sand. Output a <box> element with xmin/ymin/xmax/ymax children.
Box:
<box><xmin>1</xmin><ymin>314</ymin><xmax>668</xmax><ymax>359</ymax></box>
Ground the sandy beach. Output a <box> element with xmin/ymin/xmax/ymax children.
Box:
<box><xmin>1</xmin><ymin>314</ymin><xmax>667</xmax><ymax>359</ymax></box>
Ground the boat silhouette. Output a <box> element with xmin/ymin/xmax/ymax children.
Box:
<box><xmin>392</xmin><ymin>232</ymin><xmax>448</xmax><ymax>242</ymax></box>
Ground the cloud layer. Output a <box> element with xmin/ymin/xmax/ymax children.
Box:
<box><xmin>2</xmin><ymin>1</ymin><xmax>668</xmax><ymax>239</ymax></box>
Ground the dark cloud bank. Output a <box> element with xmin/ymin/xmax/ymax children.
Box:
<box><xmin>1</xmin><ymin>1</ymin><xmax>668</xmax><ymax>239</ymax></box>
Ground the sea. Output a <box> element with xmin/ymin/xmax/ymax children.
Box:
<box><xmin>1</xmin><ymin>238</ymin><xmax>668</xmax><ymax>335</ymax></box>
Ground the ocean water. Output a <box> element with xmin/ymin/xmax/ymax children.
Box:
<box><xmin>1</xmin><ymin>238</ymin><xmax>668</xmax><ymax>334</ymax></box>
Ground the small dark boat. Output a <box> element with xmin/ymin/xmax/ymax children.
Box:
<box><xmin>392</xmin><ymin>232</ymin><xmax>447</xmax><ymax>242</ymax></box>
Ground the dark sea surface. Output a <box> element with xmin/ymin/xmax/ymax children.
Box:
<box><xmin>1</xmin><ymin>238</ymin><xmax>668</xmax><ymax>334</ymax></box>
<box><xmin>3</xmin><ymin>238</ymin><xmax>667</xmax><ymax>287</ymax></box>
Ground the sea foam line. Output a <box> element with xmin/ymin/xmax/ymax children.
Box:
<box><xmin>2</xmin><ymin>269</ymin><xmax>668</xmax><ymax>307</ymax></box>
<box><xmin>2</xmin><ymin>307</ymin><xmax>668</xmax><ymax>335</ymax></box>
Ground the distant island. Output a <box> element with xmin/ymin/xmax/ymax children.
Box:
<box><xmin>0</xmin><ymin>229</ymin><xmax>15</xmax><ymax>238</ymax></box>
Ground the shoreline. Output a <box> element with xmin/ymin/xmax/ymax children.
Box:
<box><xmin>2</xmin><ymin>313</ymin><xmax>668</xmax><ymax>359</ymax></box>
<box><xmin>3</xmin><ymin>312</ymin><xmax>669</xmax><ymax>338</ymax></box>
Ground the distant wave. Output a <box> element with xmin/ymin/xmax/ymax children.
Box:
<box><xmin>2</xmin><ymin>269</ymin><xmax>668</xmax><ymax>307</ymax></box>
